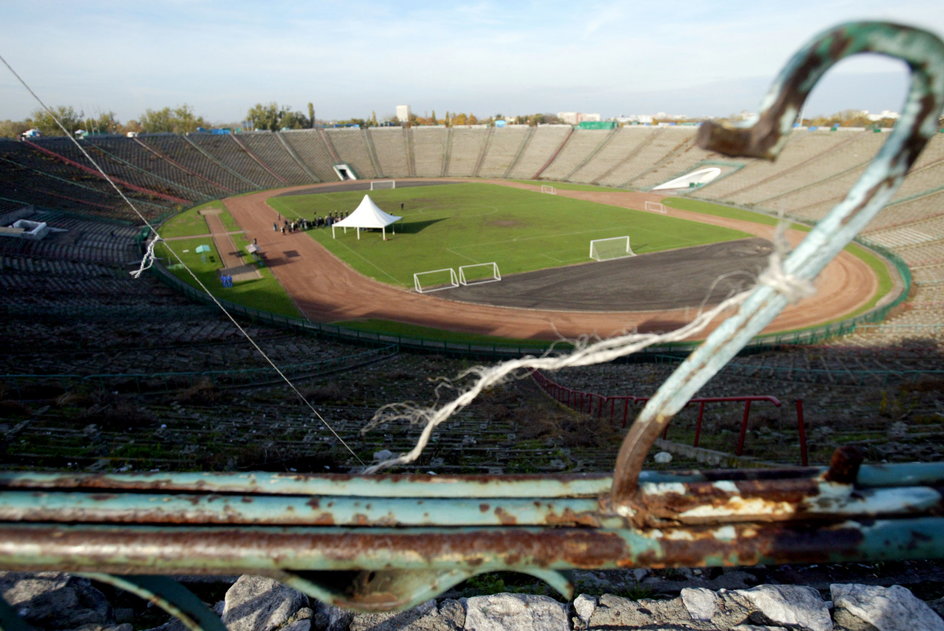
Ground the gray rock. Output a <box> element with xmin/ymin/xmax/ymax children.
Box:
<box><xmin>929</xmin><ymin>597</ymin><xmax>944</xmax><ymax>620</ymax></box>
<box><xmin>572</xmin><ymin>593</ymin><xmax>596</xmax><ymax>626</ymax></box>
<box><xmin>313</xmin><ymin>602</ymin><xmax>354</xmax><ymax>631</ymax></box>
<box><xmin>280</xmin><ymin>621</ymin><xmax>311</xmax><ymax>631</ymax></box>
<box><xmin>0</xmin><ymin>571</ymin><xmax>113</xmax><ymax>629</ymax></box>
<box><xmin>736</xmin><ymin>584</ymin><xmax>831</xmax><ymax>631</ymax></box>
<box><xmin>831</xmin><ymin>583</ymin><xmax>944</xmax><ymax>631</ymax></box>
<box><xmin>583</xmin><ymin>593</ymin><xmax>711</xmax><ymax>628</ymax></box>
<box><xmin>221</xmin><ymin>575</ymin><xmax>308</xmax><ymax>631</ymax></box>
<box><xmin>347</xmin><ymin>598</ymin><xmax>463</xmax><ymax>631</ymax></box>
<box><xmin>681</xmin><ymin>587</ymin><xmax>719</xmax><ymax>621</ymax></box>
<box><xmin>631</xmin><ymin>568</ymin><xmax>649</xmax><ymax>582</ymax></box>
<box><xmin>463</xmin><ymin>594</ymin><xmax>568</xmax><ymax>631</ymax></box>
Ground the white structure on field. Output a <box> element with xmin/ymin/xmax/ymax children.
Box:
<box><xmin>332</xmin><ymin>194</ymin><xmax>402</xmax><ymax>240</ymax></box>
<box><xmin>396</xmin><ymin>105</ymin><xmax>411</xmax><ymax>123</ymax></box>
<box><xmin>459</xmin><ymin>262</ymin><xmax>501</xmax><ymax>286</ymax></box>
<box><xmin>590</xmin><ymin>235</ymin><xmax>635</xmax><ymax>261</ymax></box>
<box><xmin>414</xmin><ymin>268</ymin><xmax>459</xmax><ymax>293</ymax></box>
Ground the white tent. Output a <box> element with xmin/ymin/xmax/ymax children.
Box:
<box><xmin>331</xmin><ymin>194</ymin><xmax>402</xmax><ymax>240</ymax></box>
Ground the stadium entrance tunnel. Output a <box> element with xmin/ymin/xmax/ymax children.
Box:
<box><xmin>652</xmin><ymin>166</ymin><xmax>722</xmax><ymax>191</ymax></box>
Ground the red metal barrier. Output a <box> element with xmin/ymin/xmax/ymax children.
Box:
<box><xmin>531</xmin><ymin>370</ymin><xmax>807</xmax><ymax>464</ymax></box>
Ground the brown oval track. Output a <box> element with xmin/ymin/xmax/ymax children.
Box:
<box><xmin>223</xmin><ymin>179</ymin><xmax>881</xmax><ymax>341</ymax></box>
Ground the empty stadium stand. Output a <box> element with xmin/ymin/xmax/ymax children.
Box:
<box><xmin>3</xmin><ymin>123</ymin><xmax>944</xmax><ymax>478</ymax></box>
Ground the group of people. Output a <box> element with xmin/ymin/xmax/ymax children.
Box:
<box><xmin>272</xmin><ymin>212</ymin><xmax>347</xmax><ymax>234</ymax></box>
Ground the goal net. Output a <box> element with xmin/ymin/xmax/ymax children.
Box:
<box><xmin>370</xmin><ymin>180</ymin><xmax>396</xmax><ymax>190</ymax></box>
<box><xmin>540</xmin><ymin>185</ymin><xmax>557</xmax><ymax>195</ymax></box>
<box><xmin>644</xmin><ymin>200</ymin><xmax>667</xmax><ymax>214</ymax></box>
<box><xmin>459</xmin><ymin>262</ymin><xmax>501</xmax><ymax>286</ymax></box>
<box><xmin>589</xmin><ymin>236</ymin><xmax>635</xmax><ymax>261</ymax></box>
<box><xmin>413</xmin><ymin>268</ymin><xmax>459</xmax><ymax>293</ymax></box>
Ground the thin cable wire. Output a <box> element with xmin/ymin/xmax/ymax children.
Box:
<box><xmin>1</xmin><ymin>53</ymin><xmax>365</xmax><ymax>467</ymax></box>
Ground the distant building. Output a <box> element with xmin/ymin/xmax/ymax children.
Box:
<box><xmin>396</xmin><ymin>105</ymin><xmax>411</xmax><ymax>123</ymax></box>
<box><xmin>557</xmin><ymin>112</ymin><xmax>601</xmax><ymax>125</ymax></box>
<box><xmin>866</xmin><ymin>109</ymin><xmax>900</xmax><ymax>122</ymax></box>
<box><xmin>615</xmin><ymin>114</ymin><xmax>654</xmax><ymax>125</ymax></box>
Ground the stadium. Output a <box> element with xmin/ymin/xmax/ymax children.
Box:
<box><xmin>2</xmin><ymin>121</ymin><xmax>943</xmax><ymax>471</ymax></box>
<box><xmin>3</xmin><ymin>28</ymin><xmax>944</xmax><ymax>622</ymax></box>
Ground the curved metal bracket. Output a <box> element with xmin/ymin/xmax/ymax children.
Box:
<box><xmin>76</xmin><ymin>574</ymin><xmax>226</xmax><ymax>631</ymax></box>
<box><xmin>610</xmin><ymin>21</ymin><xmax>944</xmax><ymax>510</ymax></box>
<box><xmin>278</xmin><ymin>568</ymin><xmax>572</xmax><ymax>612</ymax></box>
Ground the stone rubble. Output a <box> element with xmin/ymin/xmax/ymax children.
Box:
<box><xmin>2</xmin><ymin>571</ymin><xmax>943</xmax><ymax>631</ymax></box>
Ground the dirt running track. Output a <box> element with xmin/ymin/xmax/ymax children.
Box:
<box><xmin>223</xmin><ymin>180</ymin><xmax>881</xmax><ymax>341</ymax></box>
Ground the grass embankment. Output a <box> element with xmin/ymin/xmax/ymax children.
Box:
<box><xmin>156</xmin><ymin>202</ymin><xmax>302</xmax><ymax>318</ymax></box>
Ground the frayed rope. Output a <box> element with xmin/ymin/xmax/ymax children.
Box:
<box><xmin>130</xmin><ymin>237</ymin><xmax>161</xmax><ymax>279</ymax></box>
<box><xmin>363</xmin><ymin>239</ymin><xmax>816</xmax><ymax>474</ymax></box>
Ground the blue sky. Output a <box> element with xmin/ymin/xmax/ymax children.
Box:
<box><xmin>2</xmin><ymin>0</ymin><xmax>942</xmax><ymax>125</ymax></box>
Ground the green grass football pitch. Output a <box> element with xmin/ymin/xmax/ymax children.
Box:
<box><xmin>267</xmin><ymin>183</ymin><xmax>751</xmax><ymax>288</ymax></box>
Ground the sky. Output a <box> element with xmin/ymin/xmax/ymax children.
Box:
<box><xmin>1</xmin><ymin>0</ymin><xmax>942</xmax><ymax>125</ymax></box>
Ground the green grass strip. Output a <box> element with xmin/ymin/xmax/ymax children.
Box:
<box><xmin>662</xmin><ymin>197</ymin><xmax>803</xmax><ymax>227</ymax></box>
<box><xmin>157</xmin><ymin>205</ymin><xmax>301</xmax><ymax>318</ymax></box>
<box><xmin>508</xmin><ymin>179</ymin><xmax>627</xmax><ymax>192</ymax></box>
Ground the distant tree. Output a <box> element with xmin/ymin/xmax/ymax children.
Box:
<box><xmin>139</xmin><ymin>105</ymin><xmax>206</xmax><ymax>134</ymax></box>
<box><xmin>0</xmin><ymin>120</ymin><xmax>29</xmax><ymax>138</ymax></box>
<box><xmin>308</xmin><ymin>102</ymin><xmax>315</xmax><ymax>129</ymax></box>
<box><xmin>430</xmin><ymin>109</ymin><xmax>437</xmax><ymax>125</ymax></box>
<box><xmin>370</xmin><ymin>111</ymin><xmax>378</xmax><ymax>126</ymax></box>
<box><xmin>279</xmin><ymin>110</ymin><xmax>309</xmax><ymax>130</ymax></box>
<box><xmin>468</xmin><ymin>114</ymin><xmax>478</xmax><ymax>125</ymax></box>
<box><xmin>28</xmin><ymin>105</ymin><xmax>84</xmax><ymax>136</ymax></box>
<box><xmin>246</xmin><ymin>102</ymin><xmax>283</xmax><ymax>131</ymax></box>
<box><xmin>172</xmin><ymin>105</ymin><xmax>206</xmax><ymax>133</ymax></box>
<box><xmin>82</xmin><ymin>111</ymin><xmax>121</xmax><ymax>135</ymax></box>
<box><xmin>874</xmin><ymin>116</ymin><xmax>898</xmax><ymax>128</ymax></box>
<box><xmin>335</xmin><ymin>118</ymin><xmax>368</xmax><ymax>128</ymax></box>
<box><xmin>247</xmin><ymin>103</ymin><xmax>310</xmax><ymax>131</ymax></box>
<box><xmin>452</xmin><ymin>113</ymin><xmax>468</xmax><ymax>126</ymax></box>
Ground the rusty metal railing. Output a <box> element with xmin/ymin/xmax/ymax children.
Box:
<box><xmin>2</xmin><ymin>20</ymin><xmax>943</xmax><ymax>631</ymax></box>
<box><xmin>530</xmin><ymin>369</ymin><xmax>804</xmax><ymax>462</ymax></box>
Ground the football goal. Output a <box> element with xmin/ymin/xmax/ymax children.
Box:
<box><xmin>589</xmin><ymin>236</ymin><xmax>636</xmax><ymax>261</ymax></box>
<box><xmin>370</xmin><ymin>180</ymin><xmax>396</xmax><ymax>190</ymax></box>
<box><xmin>413</xmin><ymin>268</ymin><xmax>459</xmax><ymax>293</ymax></box>
<box><xmin>644</xmin><ymin>200</ymin><xmax>667</xmax><ymax>214</ymax></box>
<box><xmin>540</xmin><ymin>185</ymin><xmax>557</xmax><ymax>195</ymax></box>
<box><xmin>459</xmin><ymin>262</ymin><xmax>501</xmax><ymax>286</ymax></box>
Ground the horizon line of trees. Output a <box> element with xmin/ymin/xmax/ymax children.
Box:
<box><xmin>2</xmin><ymin>104</ymin><xmax>938</xmax><ymax>139</ymax></box>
